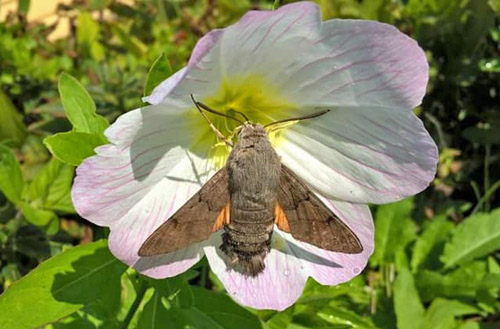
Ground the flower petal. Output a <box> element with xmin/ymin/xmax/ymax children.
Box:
<box><xmin>277</xmin><ymin>106</ymin><xmax>438</xmax><ymax>204</ymax></box>
<box><xmin>72</xmin><ymin>102</ymin><xmax>217</xmax><ymax>277</ymax></box>
<box><xmin>144</xmin><ymin>29</ymin><xmax>225</xmax><ymax>105</ymax></box>
<box><xmin>204</xmin><ymin>231</ymin><xmax>307</xmax><ymax>311</ymax></box>
<box><xmin>280</xmin><ymin>19</ymin><xmax>428</xmax><ymax>110</ymax></box>
<box><xmin>145</xmin><ymin>2</ymin><xmax>322</xmax><ymax>106</ymax></box>
<box><xmin>284</xmin><ymin>198</ymin><xmax>373</xmax><ymax>285</ymax></box>
<box><xmin>218</xmin><ymin>2</ymin><xmax>321</xmax><ymax>80</ymax></box>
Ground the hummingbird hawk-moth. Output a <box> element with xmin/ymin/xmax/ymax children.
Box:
<box><xmin>138</xmin><ymin>98</ymin><xmax>363</xmax><ymax>277</ymax></box>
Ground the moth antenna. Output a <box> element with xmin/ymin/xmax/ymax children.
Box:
<box><xmin>190</xmin><ymin>94</ymin><xmax>234</xmax><ymax>147</ymax></box>
<box><xmin>263</xmin><ymin>109</ymin><xmax>330</xmax><ymax>128</ymax></box>
<box><xmin>190</xmin><ymin>95</ymin><xmax>244</xmax><ymax>125</ymax></box>
<box><xmin>229</xmin><ymin>108</ymin><xmax>250</xmax><ymax>122</ymax></box>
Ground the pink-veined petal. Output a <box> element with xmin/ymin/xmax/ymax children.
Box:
<box><xmin>204</xmin><ymin>231</ymin><xmax>307</xmax><ymax>311</ymax></box>
<box><xmin>72</xmin><ymin>102</ymin><xmax>218</xmax><ymax>277</ymax></box>
<box><xmin>277</xmin><ymin>106</ymin><xmax>438</xmax><ymax>204</ymax></box>
<box><xmin>284</xmin><ymin>198</ymin><xmax>373</xmax><ymax>285</ymax></box>
<box><xmin>144</xmin><ymin>29</ymin><xmax>225</xmax><ymax>105</ymax></box>
<box><xmin>279</xmin><ymin>19</ymin><xmax>428</xmax><ymax>110</ymax></box>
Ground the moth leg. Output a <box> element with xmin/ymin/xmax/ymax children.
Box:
<box><xmin>212</xmin><ymin>203</ymin><xmax>230</xmax><ymax>232</ymax></box>
<box><xmin>274</xmin><ymin>203</ymin><xmax>291</xmax><ymax>233</ymax></box>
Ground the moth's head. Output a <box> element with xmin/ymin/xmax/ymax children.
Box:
<box><xmin>238</xmin><ymin>122</ymin><xmax>267</xmax><ymax>139</ymax></box>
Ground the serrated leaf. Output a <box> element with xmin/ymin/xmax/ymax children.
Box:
<box><xmin>44</xmin><ymin>131</ymin><xmax>106</xmax><ymax>166</ymax></box>
<box><xmin>441</xmin><ymin>208</ymin><xmax>500</xmax><ymax>268</ymax></box>
<box><xmin>371</xmin><ymin>199</ymin><xmax>417</xmax><ymax>267</ymax></box>
<box><xmin>144</xmin><ymin>54</ymin><xmax>172</xmax><ymax>96</ymax></box>
<box><xmin>422</xmin><ymin>299</ymin><xmax>478</xmax><ymax>329</ymax></box>
<box><xmin>0</xmin><ymin>240</ymin><xmax>126</xmax><ymax>329</ymax></box>
<box><xmin>0</xmin><ymin>144</ymin><xmax>25</xmax><ymax>204</ymax></box>
<box><xmin>411</xmin><ymin>215</ymin><xmax>454</xmax><ymax>272</ymax></box>
<box><xmin>393</xmin><ymin>268</ymin><xmax>424</xmax><ymax>329</ymax></box>
<box><xmin>58</xmin><ymin>73</ymin><xmax>109</xmax><ymax>135</ymax></box>
<box><xmin>0</xmin><ymin>89</ymin><xmax>26</xmax><ymax>145</ymax></box>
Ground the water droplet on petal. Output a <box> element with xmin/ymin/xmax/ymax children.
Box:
<box><xmin>283</xmin><ymin>269</ymin><xmax>290</xmax><ymax>276</ymax></box>
<box><xmin>353</xmin><ymin>267</ymin><xmax>361</xmax><ymax>274</ymax></box>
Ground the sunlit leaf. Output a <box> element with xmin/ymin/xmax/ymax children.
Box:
<box><xmin>441</xmin><ymin>208</ymin><xmax>500</xmax><ymax>268</ymax></box>
<box><xmin>411</xmin><ymin>215</ymin><xmax>454</xmax><ymax>272</ymax></box>
<box><xmin>44</xmin><ymin>131</ymin><xmax>106</xmax><ymax>167</ymax></box>
<box><xmin>77</xmin><ymin>12</ymin><xmax>100</xmax><ymax>47</ymax></box>
<box><xmin>0</xmin><ymin>240</ymin><xmax>126</xmax><ymax>329</ymax></box>
<box><xmin>0</xmin><ymin>144</ymin><xmax>25</xmax><ymax>204</ymax></box>
<box><xmin>371</xmin><ymin>199</ymin><xmax>417</xmax><ymax>267</ymax></box>
<box><xmin>394</xmin><ymin>268</ymin><xmax>424</xmax><ymax>329</ymax></box>
<box><xmin>0</xmin><ymin>90</ymin><xmax>26</xmax><ymax>146</ymax></box>
<box><xmin>422</xmin><ymin>299</ymin><xmax>478</xmax><ymax>329</ymax></box>
<box><xmin>58</xmin><ymin>73</ymin><xmax>109</xmax><ymax>135</ymax></box>
<box><xmin>19</xmin><ymin>202</ymin><xmax>59</xmax><ymax>234</ymax></box>
<box><xmin>144</xmin><ymin>53</ymin><xmax>172</xmax><ymax>96</ymax></box>
<box><xmin>27</xmin><ymin>158</ymin><xmax>75</xmax><ymax>213</ymax></box>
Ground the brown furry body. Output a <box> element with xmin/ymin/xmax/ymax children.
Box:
<box><xmin>221</xmin><ymin>124</ymin><xmax>281</xmax><ymax>276</ymax></box>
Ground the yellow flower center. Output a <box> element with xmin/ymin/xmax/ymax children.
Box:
<box><xmin>189</xmin><ymin>74</ymin><xmax>297</xmax><ymax>169</ymax></box>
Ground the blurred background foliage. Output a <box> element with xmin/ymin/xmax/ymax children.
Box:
<box><xmin>0</xmin><ymin>0</ymin><xmax>499</xmax><ymax>328</ymax></box>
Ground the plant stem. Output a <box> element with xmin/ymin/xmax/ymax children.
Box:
<box><xmin>200</xmin><ymin>263</ymin><xmax>208</xmax><ymax>288</ymax></box>
<box><xmin>120</xmin><ymin>282</ymin><xmax>147</xmax><ymax>329</ymax></box>
<box><xmin>484</xmin><ymin>145</ymin><xmax>491</xmax><ymax>212</ymax></box>
<box><xmin>472</xmin><ymin>179</ymin><xmax>500</xmax><ymax>214</ymax></box>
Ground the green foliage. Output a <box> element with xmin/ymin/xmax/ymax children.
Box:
<box><xmin>441</xmin><ymin>209</ymin><xmax>500</xmax><ymax>268</ymax></box>
<box><xmin>143</xmin><ymin>53</ymin><xmax>172</xmax><ymax>96</ymax></box>
<box><xmin>44</xmin><ymin>73</ymin><xmax>108</xmax><ymax>166</ymax></box>
<box><xmin>0</xmin><ymin>90</ymin><xmax>27</xmax><ymax>145</ymax></box>
<box><xmin>0</xmin><ymin>0</ymin><xmax>499</xmax><ymax>328</ymax></box>
<box><xmin>0</xmin><ymin>240</ymin><xmax>127</xmax><ymax>329</ymax></box>
<box><xmin>0</xmin><ymin>144</ymin><xmax>25</xmax><ymax>204</ymax></box>
<box><xmin>393</xmin><ymin>268</ymin><xmax>425</xmax><ymax>329</ymax></box>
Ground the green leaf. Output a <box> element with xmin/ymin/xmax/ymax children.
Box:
<box><xmin>18</xmin><ymin>0</ymin><xmax>30</xmax><ymax>14</ymax></box>
<box><xmin>422</xmin><ymin>299</ymin><xmax>478</xmax><ymax>329</ymax></box>
<box><xmin>393</xmin><ymin>268</ymin><xmax>424</xmax><ymax>329</ymax></box>
<box><xmin>144</xmin><ymin>53</ymin><xmax>172</xmax><ymax>96</ymax></box>
<box><xmin>76</xmin><ymin>12</ymin><xmax>100</xmax><ymax>47</ymax></box>
<box><xmin>138</xmin><ymin>287</ymin><xmax>261</xmax><ymax>329</ymax></box>
<box><xmin>136</xmin><ymin>291</ymin><xmax>172</xmax><ymax>328</ymax></box>
<box><xmin>0</xmin><ymin>89</ymin><xmax>26</xmax><ymax>145</ymax></box>
<box><xmin>19</xmin><ymin>202</ymin><xmax>59</xmax><ymax>233</ymax></box>
<box><xmin>411</xmin><ymin>215</ymin><xmax>454</xmax><ymax>272</ymax></box>
<box><xmin>0</xmin><ymin>144</ymin><xmax>25</xmax><ymax>204</ymax></box>
<box><xmin>462</xmin><ymin>123</ymin><xmax>500</xmax><ymax>145</ymax></box>
<box><xmin>371</xmin><ymin>199</ymin><xmax>417</xmax><ymax>267</ymax></box>
<box><xmin>58</xmin><ymin>73</ymin><xmax>109</xmax><ymax>135</ymax></box>
<box><xmin>44</xmin><ymin>131</ymin><xmax>106</xmax><ymax>166</ymax></box>
<box><xmin>441</xmin><ymin>208</ymin><xmax>500</xmax><ymax>268</ymax></box>
<box><xmin>457</xmin><ymin>322</ymin><xmax>480</xmax><ymax>329</ymax></box>
<box><xmin>416</xmin><ymin>262</ymin><xmax>488</xmax><ymax>302</ymax></box>
<box><xmin>186</xmin><ymin>287</ymin><xmax>262</xmax><ymax>329</ymax></box>
<box><xmin>27</xmin><ymin>158</ymin><xmax>75</xmax><ymax>213</ymax></box>
<box><xmin>0</xmin><ymin>240</ymin><xmax>127</xmax><ymax>329</ymax></box>
<box><xmin>318</xmin><ymin>306</ymin><xmax>379</xmax><ymax>328</ymax></box>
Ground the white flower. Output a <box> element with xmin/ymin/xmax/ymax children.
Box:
<box><xmin>72</xmin><ymin>2</ymin><xmax>437</xmax><ymax>310</ymax></box>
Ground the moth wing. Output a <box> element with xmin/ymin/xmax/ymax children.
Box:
<box><xmin>276</xmin><ymin>165</ymin><xmax>363</xmax><ymax>253</ymax></box>
<box><xmin>138</xmin><ymin>167</ymin><xmax>230</xmax><ymax>257</ymax></box>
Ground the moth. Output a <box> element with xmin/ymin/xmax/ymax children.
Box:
<box><xmin>138</xmin><ymin>97</ymin><xmax>363</xmax><ymax>277</ymax></box>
